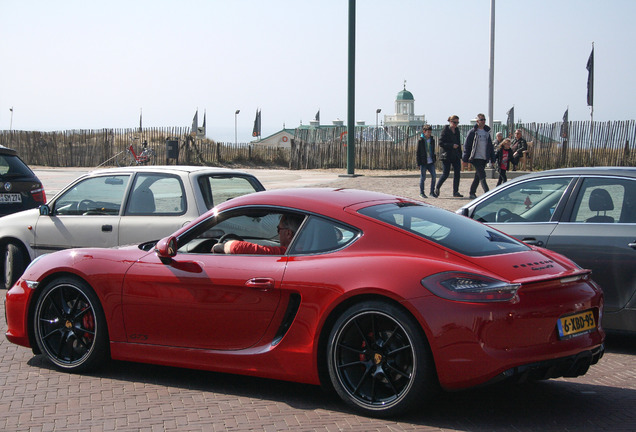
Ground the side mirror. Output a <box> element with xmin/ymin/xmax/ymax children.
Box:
<box><xmin>155</xmin><ymin>236</ymin><xmax>177</xmax><ymax>264</ymax></box>
<box><xmin>39</xmin><ymin>205</ymin><xmax>51</xmax><ymax>216</ymax></box>
<box><xmin>458</xmin><ymin>207</ymin><xmax>469</xmax><ymax>217</ymax></box>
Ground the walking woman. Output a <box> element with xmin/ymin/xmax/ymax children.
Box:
<box><xmin>435</xmin><ymin>115</ymin><xmax>463</xmax><ymax>197</ymax></box>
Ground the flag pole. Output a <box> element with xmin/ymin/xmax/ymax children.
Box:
<box><xmin>488</xmin><ymin>0</ymin><xmax>495</xmax><ymax>129</ymax></box>
<box><xmin>346</xmin><ymin>0</ymin><xmax>356</xmax><ymax>176</ymax></box>
<box><xmin>587</xmin><ymin>42</ymin><xmax>594</xmax><ymax>160</ymax></box>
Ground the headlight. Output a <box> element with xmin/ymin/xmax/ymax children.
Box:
<box><xmin>421</xmin><ymin>271</ymin><xmax>520</xmax><ymax>302</ymax></box>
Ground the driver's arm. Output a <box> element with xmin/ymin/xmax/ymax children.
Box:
<box><xmin>223</xmin><ymin>240</ymin><xmax>239</xmax><ymax>254</ymax></box>
<box><xmin>217</xmin><ymin>240</ymin><xmax>287</xmax><ymax>255</ymax></box>
<box><xmin>212</xmin><ymin>240</ymin><xmax>238</xmax><ymax>254</ymax></box>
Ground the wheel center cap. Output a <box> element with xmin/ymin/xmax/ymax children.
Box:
<box><xmin>65</xmin><ymin>320</ymin><xmax>73</xmax><ymax>329</ymax></box>
<box><xmin>373</xmin><ymin>353</ymin><xmax>383</xmax><ymax>364</ymax></box>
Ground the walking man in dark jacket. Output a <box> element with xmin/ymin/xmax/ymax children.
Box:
<box><xmin>435</xmin><ymin>115</ymin><xmax>463</xmax><ymax>197</ymax></box>
<box><xmin>463</xmin><ymin>113</ymin><xmax>495</xmax><ymax>199</ymax></box>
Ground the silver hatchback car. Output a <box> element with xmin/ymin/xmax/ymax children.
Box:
<box><xmin>457</xmin><ymin>167</ymin><xmax>636</xmax><ymax>333</ymax></box>
<box><xmin>1</xmin><ymin>165</ymin><xmax>265</xmax><ymax>289</ymax></box>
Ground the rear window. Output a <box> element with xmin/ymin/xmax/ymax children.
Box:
<box><xmin>198</xmin><ymin>175</ymin><xmax>263</xmax><ymax>209</ymax></box>
<box><xmin>359</xmin><ymin>202</ymin><xmax>530</xmax><ymax>257</ymax></box>
<box><xmin>0</xmin><ymin>153</ymin><xmax>35</xmax><ymax>178</ymax></box>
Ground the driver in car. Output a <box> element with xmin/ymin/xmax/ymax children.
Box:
<box><xmin>212</xmin><ymin>214</ymin><xmax>303</xmax><ymax>255</ymax></box>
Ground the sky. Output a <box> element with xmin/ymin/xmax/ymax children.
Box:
<box><xmin>1</xmin><ymin>0</ymin><xmax>635</xmax><ymax>143</ymax></box>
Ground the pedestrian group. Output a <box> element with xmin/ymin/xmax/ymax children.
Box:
<box><xmin>416</xmin><ymin>114</ymin><xmax>527</xmax><ymax>199</ymax></box>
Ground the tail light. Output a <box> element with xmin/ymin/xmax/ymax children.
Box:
<box><xmin>30</xmin><ymin>187</ymin><xmax>46</xmax><ymax>204</ymax></box>
<box><xmin>421</xmin><ymin>271</ymin><xmax>520</xmax><ymax>302</ymax></box>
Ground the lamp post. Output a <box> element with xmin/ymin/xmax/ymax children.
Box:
<box><xmin>9</xmin><ymin>107</ymin><xmax>14</xmax><ymax>131</ymax></box>
<box><xmin>234</xmin><ymin>109</ymin><xmax>240</xmax><ymax>145</ymax></box>
<box><xmin>375</xmin><ymin>108</ymin><xmax>381</xmax><ymax>142</ymax></box>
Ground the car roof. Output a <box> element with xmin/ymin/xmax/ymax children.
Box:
<box><xmin>0</xmin><ymin>145</ymin><xmax>18</xmax><ymax>156</ymax></box>
<box><xmin>87</xmin><ymin>165</ymin><xmax>253</xmax><ymax>176</ymax></box>
<box><xmin>218</xmin><ymin>187</ymin><xmax>409</xmax><ymax>213</ymax></box>
<box><xmin>513</xmin><ymin>166</ymin><xmax>636</xmax><ymax>181</ymax></box>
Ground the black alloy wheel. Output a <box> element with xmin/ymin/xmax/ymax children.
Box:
<box><xmin>327</xmin><ymin>300</ymin><xmax>436</xmax><ymax>417</ymax></box>
<box><xmin>34</xmin><ymin>277</ymin><xmax>109</xmax><ymax>372</ymax></box>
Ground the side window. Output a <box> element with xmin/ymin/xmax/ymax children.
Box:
<box><xmin>472</xmin><ymin>177</ymin><xmax>573</xmax><ymax>223</ymax></box>
<box><xmin>290</xmin><ymin>216</ymin><xmax>359</xmax><ymax>254</ymax></box>
<box><xmin>570</xmin><ymin>177</ymin><xmax>636</xmax><ymax>224</ymax></box>
<box><xmin>126</xmin><ymin>174</ymin><xmax>185</xmax><ymax>216</ymax></box>
<box><xmin>198</xmin><ymin>175</ymin><xmax>261</xmax><ymax>209</ymax></box>
<box><xmin>54</xmin><ymin>175</ymin><xmax>130</xmax><ymax>215</ymax></box>
<box><xmin>177</xmin><ymin>210</ymin><xmax>296</xmax><ymax>254</ymax></box>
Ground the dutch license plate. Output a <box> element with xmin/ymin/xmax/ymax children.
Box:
<box><xmin>557</xmin><ymin>310</ymin><xmax>596</xmax><ymax>339</ymax></box>
<box><xmin>0</xmin><ymin>194</ymin><xmax>21</xmax><ymax>203</ymax></box>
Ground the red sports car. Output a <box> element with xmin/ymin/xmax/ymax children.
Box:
<box><xmin>5</xmin><ymin>188</ymin><xmax>605</xmax><ymax>417</ymax></box>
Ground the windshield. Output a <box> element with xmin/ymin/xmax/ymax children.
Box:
<box><xmin>359</xmin><ymin>202</ymin><xmax>529</xmax><ymax>257</ymax></box>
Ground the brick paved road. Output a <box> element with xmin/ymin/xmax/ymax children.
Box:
<box><xmin>2</xmin><ymin>168</ymin><xmax>635</xmax><ymax>431</ymax></box>
<box><xmin>2</xmin><ymin>303</ymin><xmax>635</xmax><ymax>432</ymax></box>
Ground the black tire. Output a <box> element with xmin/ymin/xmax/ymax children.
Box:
<box><xmin>33</xmin><ymin>277</ymin><xmax>109</xmax><ymax>372</ymax></box>
<box><xmin>327</xmin><ymin>300</ymin><xmax>437</xmax><ymax>417</ymax></box>
<box><xmin>4</xmin><ymin>242</ymin><xmax>27</xmax><ymax>290</ymax></box>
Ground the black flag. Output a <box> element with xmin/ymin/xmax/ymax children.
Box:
<box><xmin>586</xmin><ymin>47</ymin><xmax>594</xmax><ymax>107</ymax></box>
<box><xmin>506</xmin><ymin>106</ymin><xmax>514</xmax><ymax>137</ymax></box>
<box><xmin>197</xmin><ymin>111</ymin><xmax>206</xmax><ymax>137</ymax></box>
<box><xmin>560</xmin><ymin>108</ymin><xmax>569</xmax><ymax>139</ymax></box>
<box><xmin>191</xmin><ymin>110</ymin><xmax>198</xmax><ymax>135</ymax></box>
<box><xmin>252</xmin><ymin>109</ymin><xmax>261</xmax><ymax>137</ymax></box>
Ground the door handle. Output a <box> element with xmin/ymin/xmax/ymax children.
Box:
<box><xmin>522</xmin><ymin>238</ymin><xmax>544</xmax><ymax>247</ymax></box>
<box><xmin>102</xmin><ymin>225</ymin><xmax>113</xmax><ymax>232</ymax></box>
<box><xmin>245</xmin><ymin>278</ymin><xmax>275</xmax><ymax>291</ymax></box>
<box><xmin>629</xmin><ymin>242</ymin><xmax>636</xmax><ymax>250</ymax></box>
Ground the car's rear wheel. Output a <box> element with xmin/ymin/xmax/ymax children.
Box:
<box><xmin>327</xmin><ymin>300</ymin><xmax>437</xmax><ymax>417</ymax></box>
<box><xmin>33</xmin><ymin>277</ymin><xmax>109</xmax><ymax>372</ymax></box>
<box><xmin>3</xmin><ymin>242</ymin><xmax>27</xmax><ymax>290</ymax></box>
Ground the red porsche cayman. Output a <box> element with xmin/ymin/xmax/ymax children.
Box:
<box><xmin>5</xmin><ymin>188</ymin><xmax>604</xmax><ymax>417</ymax></box>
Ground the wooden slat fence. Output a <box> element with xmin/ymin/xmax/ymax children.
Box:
<box><xmin>290</xmin><ymin>120</ymin><xmax>636</xmax><ymax>170</ymax></box>
<box><xmin>0</xmin><ymin>128</ymin><xmax>289</xmax><ymax>168</ymax></box>
<box><xmin>1</xmin><ymin>120</ymin><xmax>634</xmax><ymax>170</ymax></box>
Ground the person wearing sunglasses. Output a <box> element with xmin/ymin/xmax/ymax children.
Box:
<box><xmin>463</xmin><ymin>114</ymin><xmax>495</xmax><ymax>199</ymax></box>
<box><xmin>213</xmin><ymin>214</ymin><xmax>303</xmax><ymax>254</ymax></box>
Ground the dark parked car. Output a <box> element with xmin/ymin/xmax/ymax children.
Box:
<box><xmin>0</xmin><ymin>145</ymin><xmax>46</xmax><ymax>217</ymax></box>
<box><xmin>457</xmin><ymin>167</ymin><xmax>636</xmax><ymax>333</ymax></box>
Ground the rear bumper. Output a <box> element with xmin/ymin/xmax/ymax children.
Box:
<box><xmin>485</xmin><ymin>344</ymin><xmax>605</xmax><ymax>386</ymax></box>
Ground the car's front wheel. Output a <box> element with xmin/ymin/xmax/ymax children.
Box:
<box><xmin>3</xmin><ymin>242</ymin><xmax>27</xmax><ymax>290</ymax></box>
<box><xmin>327</xmin><ymin>300</ymin><xmax>437</xmax><ymax>417</ymax></box>
<box><xmin>33</xmin><ymin>277</ymin><xmax>109</xmax><ymax>372</ymax></box>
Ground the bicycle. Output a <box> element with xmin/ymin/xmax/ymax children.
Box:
<box><xmin>98</xmin><ymin>139</ymin><xmax>156</xmax><ymax>167</ymax></box>
<box><xmin>127</xmin><ymin>140</ymin><xmax>156</xmax><ymax>165</ymax></box>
